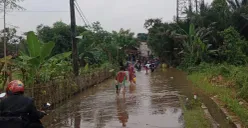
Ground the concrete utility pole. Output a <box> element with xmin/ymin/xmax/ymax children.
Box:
<box><xmin>3</xmin><ymin>0</ymin><xmax>7</xmax><ymax>78</ymax></box>
<box><xmin>3</xmin><ymin>0</ymin><xmax>6</xmax><ymax>59</ymax></box>
<box><xmin>70</xmin><ymin>0</ymin><xmax>79</xmax><ymax>76</ymax></box>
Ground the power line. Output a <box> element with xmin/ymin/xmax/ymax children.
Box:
<box><xmin>74</xmin><ymin>2</ymin><xmax>88</xmax><ymax>26</ymax></box>
<box><xmin>74</xmin><ymin>1</ymin><xmax>89</xmax><ymax>26</ymax></box>
<box><xmin>74</xmin><ymin>0</ymin><xmax>91</xmax><ymax>27</ymax></box>
<box><xmin>75</xmin><ymin>0</ymin><xmax>90</xmax><ymax>24</ymax></box>
<box><xmin>7</xmin><ymin>10</ymin><xmax>69</xmax><ymax>12</ymax></box>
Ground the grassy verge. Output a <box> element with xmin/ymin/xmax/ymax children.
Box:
<box><xmin>188</xmin><ymin>64</ymin><xmax>248</xmax><ymax>126</ymax></box>
<box><xmin>179</xmin><ymin>97</ymin><xmax>212</xmax><ymax>128</ymax></box>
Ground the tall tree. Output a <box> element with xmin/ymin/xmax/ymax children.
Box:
<box><xmin>137</xmin><ymin>33</ymin><xmax>148</xmax><ymax>42</ymax></box>
<box><xmin>36</xmin><ymin>21</ymin><xmax>86</xmax><ymax>56</ymax></box>
<box><xmin>0</xmin><ymin>0</ymin><xmax>25</xmax><ymax>10</ymax></box>
<box><xmin>0</xmin><ymin>0</ymin><xmax>25</xmax><ymax>58</ymax></box>
<box><xmin>0</xmin><ymin>28</ymin><xmax>22</xmax><ymax>58</ymax></box>
<box><xmin>227</xmin><ymin>0</ymin><xmax>248</xmax><ymax>39</ymax></box>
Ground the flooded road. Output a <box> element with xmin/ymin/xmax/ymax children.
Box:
<box><xmin>43</xmin><ymin>69</ymin><xmax>185</xmax><ymax>128</ymax></box>
<box><xmin>42</xmin><ymin>68</ymin><xmax>233</xmax><ymax>128</ymax></box>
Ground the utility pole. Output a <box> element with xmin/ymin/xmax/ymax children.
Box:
<box><xmin>3</xmin><ymin>0</ymin><xmax>6</xmax><ymax>59</ymax></box>
<box><xmin>70</xmin><ymin>0</ymin><xmax>79</xmax><ymax>76</ymax></box>
<box><xmin>3</xmin><ymin>0</ymin><xmax>7</xmax><ymax>78</ymax></box>
<box><xmin>176</xmin><ymin>0</ymin><xmax>179</xmax><ymax>22</ymax></box>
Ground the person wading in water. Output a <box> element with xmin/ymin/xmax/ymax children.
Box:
<box><xmin>127</xmin><ymin>62</ymin><xmax>136</xmax><ymax>85</ymax></box>
<box><xmin>115</xmin><ymin>66</ymin><xmax>128</xmax><ymax>94</ymax></box>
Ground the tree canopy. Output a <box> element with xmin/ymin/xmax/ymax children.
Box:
<box><xmin>145</xmin><ymin>0</ymin><xmax>248</xmax><ymax>67</ymax></box>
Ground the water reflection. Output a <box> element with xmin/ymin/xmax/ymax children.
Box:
<box><xmin>44</xmin><ymin>70</ymin><xmax>185</xmax><ymax>128</ymax></box>
<box><xmin>42</xmin><ymin>68</ymin><xmax>236</xmax><ymax>128</ymax></box>
<box><xmin>116</xmin><ymin>95</ymin><xmax>129</xmax><ymax>127</ymax></box>
<box><xmin>129</xmin><ymin>84</ymin><xmax>136</xmax><ymax>94</ymax></box>
<box><xmin>74</xmin><ymin>112</ymin><xmax>81</xmax><ymax>128</ymax></box>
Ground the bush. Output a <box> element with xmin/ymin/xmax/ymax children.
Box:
<box><xmin>219</xmin><ymin>27</ymin><xmax>248</xmax><ymax>65</ymax></box>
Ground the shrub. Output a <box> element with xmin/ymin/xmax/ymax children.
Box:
<box><xmin>219</xmin><ymin>27</ymin><xmax>248</xmax><ymax>65</ymax></box>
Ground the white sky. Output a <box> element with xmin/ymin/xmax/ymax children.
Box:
<box><xmin>0</xmin><ymin>0</ymin><xmax>213</xmax><ymax>36</ymax></box>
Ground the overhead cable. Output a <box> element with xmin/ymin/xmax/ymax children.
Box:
<box><xmin>74</xmin><ymin>2</ymin><xmax>88</xmax><ymax>26</ymax></box>
<box><xmin>9</xmin><ymin>10</ymin><xmax>69</xmax><ymax>12</ymax></box>
<box><xmin>74</xmin><ymin>0</ymin><xmax>91</xmax><ymax>27</ymax></box>
<box><xmin>75</xmin><ymin>0</ymin><xmax>90</xmax><ymax>25</ymax></box>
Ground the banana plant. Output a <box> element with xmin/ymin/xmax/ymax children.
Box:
<box><xmin>170</xmin><ymin>23</ymin><xmax>218</xmax><ymax>66</ymax></box>
<box><xmin>21</xmin><ymin>31</ymin><xmax>55</xmax><ymax>68</ymax></box>
<box><xmin>77</xmin><ymin>39</ymin><xmax>99</xmax><ymax>66</ymax></box>
<box><xmin>16</xmin><ymin>31</ymin><xmax>55</xmax><ymax>85</ymax></box>
<box><xmin>41</xmin><ymin>52</ymin><xmax>72</xmax><ymax>81</ymax></box>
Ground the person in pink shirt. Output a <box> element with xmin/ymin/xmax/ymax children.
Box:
<box><xmin>127</xmin><ymin>62</ymin><xmax>136</xmax><ymax>84</ymax></box>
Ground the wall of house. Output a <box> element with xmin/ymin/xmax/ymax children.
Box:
<box><xmin>139</xmin><ymin>42</ymin><xmax>151</xmax><ymax>58</ymax></box>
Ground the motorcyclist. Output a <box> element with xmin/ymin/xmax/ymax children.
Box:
<box><xmin>0</xmin><ymin>80</ymin><xmax>46</xmax><ymax>128</ymax></box>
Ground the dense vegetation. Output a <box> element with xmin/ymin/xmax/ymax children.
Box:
<box><xmin>0</xmin><ymin>20</ymin><xmax>138</xmax><ymax>89</ymax></box>
<box><xmin>145</xmin><ymin>0</ymin><xmax>248</xmax><ymax>67</ymax></box>
<box><xmin>36</xmin><ymin>21</ymin><xmax>137</xmax><ymax>66</ymax></box>
<box><xmin>144</xmin><ymin>0</ymin><xmax>248</xmax><ymax>126</ymax></box>
<box><xmin>1</xmin><ymin>0</ymin><xmax>248</xmax><ymax>125</ymax></box>
<box><xmin>145</xmin><ymin>0</ymin><xmax>248</xmax><ymax>95</ymax></box>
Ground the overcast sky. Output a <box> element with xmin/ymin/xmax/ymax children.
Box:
<box><xmin>0</xmin><ymin>0</ymin><xmax>213</xmax><ymax>36</ymax></box>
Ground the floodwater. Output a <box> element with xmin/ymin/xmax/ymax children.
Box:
<box><xmin>42</xmin><ymin>68</ymin><xmax>234</xmax><ymax>128</ymax></box>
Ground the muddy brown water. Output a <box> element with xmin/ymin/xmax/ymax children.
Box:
<box><xmin>42</xmin><ymin>68</ymin><xmax>235</xmax><ymax>128</ymax></box>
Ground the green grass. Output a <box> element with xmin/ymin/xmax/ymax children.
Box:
<box><xmin>179</xmin><ymin>97</ymin><xmax>211</xmax><ymax>128</ymax></box>
<box><xmin>189</xmin><ymin>73</ymin><xmax>248</xmax><ymax>126</ymax></box>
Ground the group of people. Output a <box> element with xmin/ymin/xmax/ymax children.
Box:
<box><xmin>136</xmin><ymin>58</ymin><xmax>160</xmax><ymax>74</ymax></box>
<box><xmin>115</xmin><ymin>62</ymin><xmax>136</xmax><ymax>94</ymax></box>
<box><xmin>115</xmin><ymin>58</ymin><xmax>160</xmax><ymax>94</ymax></box>
<box><xmin>0</xmin><ymin>80</ymin><xmax>45</xmax><ymax>128</ymax></box>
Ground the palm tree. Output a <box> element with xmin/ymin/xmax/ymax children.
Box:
<box><xmin>227</xmin><ymin>0</ymin><xmax>248</xmax><ymax>38</ymax></box>
<box><xmin>226</xmin><ymin>0</ymin><xmax>248</xmax><ymax>10</ymax></box>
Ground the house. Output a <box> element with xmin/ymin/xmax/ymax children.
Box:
<box><xmin>138</xmin><ymin>42</ymin><xmax>151</xmax><ymax>61</ymax></box>
<box><xmin>124</xmin><ymin>46</ymin><xmax>139</xmax><ymax>62</ymax></box>
<box><xmin>123</xmin><ymin>41</ymin><xmax>152</xmax><ymax>62</ymax></box>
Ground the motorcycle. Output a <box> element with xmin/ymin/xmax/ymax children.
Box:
<box><xmin>0</xmin><ymin>92</ymin><xmax>51</xmax><ymax>128</ymax></box>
